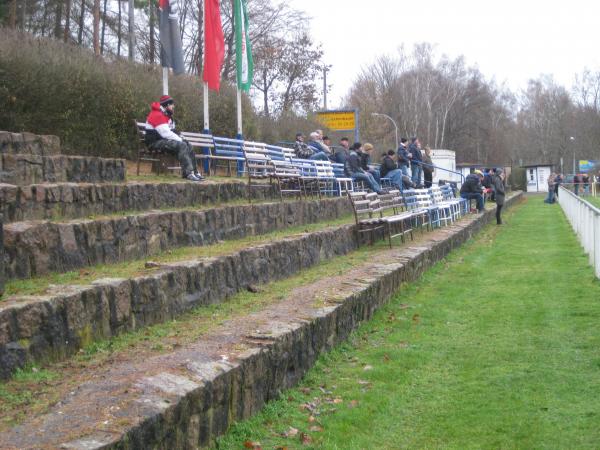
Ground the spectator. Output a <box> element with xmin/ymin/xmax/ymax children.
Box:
<box><xmin>492</xmin><ymin>168</ymin><xmax>506</xmax><ymax>224</ymax></box>
<box><xmin>345</xmin><ymin>142</ymin><xmax>383</xmax><ymax>194</ymax></box>
<box><xmin>422</xmin><ymin>146</ymin><xmax>434</xmax><ymax>188</ymax></box>
<box><xmin>293</xmin><ymin>132</ymin><xmax>313</xmax><ymax>159</ymax></box>
<box><xmin>409</xmin><ymin>137</ymin><xmax>422</xmax><ymax>186</ymax></box>
<box><xmin>361</xmin><ymin>143</ymin><xmax>381</xmax><ymax>183</ymax></box>
<box><xmin>544</xmin><ymin>172</ymin><xmax>556</xmax><ymax>204</ymax></box>
<box><xmin>145</xmin><ymin>95</ymin><xmax>203</xmax><ymax>182</ymax></box>
<box><xmin>554</xmin><ymin>173</ymin><xmax>562</xmax><ymax>198</ymax></box>
<box><xmin>397</xmin><ymin>137</ymin><xmax>411</xmax><ymax>176</ymax></box>
<box><xmin>306</xmin><ymin>132</ymin><xmax>331</xmax><ymax>160</ymax></box>
<box><xmin>482</xmin><ymin>168</ymin><xmax>495</xmax><ymax>201</ymax></box>
<box><xmin>583</xmin><ymin>173</ymin><xmax>590</xmax><ymax>195</ymax></box>
<box><xmin>334</xmin><ymin>137</ymin><xmax>350</xmax><ymax>164</ymax></box>
<box><xmin>322</xmin><ymin>135</ymin><xmax>332</xmax><ymax>149</ymax></box>
<box><xmin>574</xmin><ymin>173</ymin><xmax>581</xmax><ymax>196</ymax></box>
<box><xmin>460</xmin><ymin>170</ymin><xmax>485</xmax><ymax>212</ymax></box>
<box><xmin>380</xmin><ymin>150</ymin><xmax>414</xmax><ymax>191</ymax></box>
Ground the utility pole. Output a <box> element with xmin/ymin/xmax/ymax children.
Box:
<box><xmin>323</xmin><ymin>67</ymin><xmax>328</xmax><ymax>110</ymax></box>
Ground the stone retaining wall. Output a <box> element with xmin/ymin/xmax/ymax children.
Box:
<box><xmin>0</xmin><ymin>181</ymin><xmax>280</xmax><ymax>223</ymax></box>
<box><xmin>3</xmin><ymin>197</ymin><xmax>352</xmax><ymax>279</ymax></box>
<box><xmin>0</xmin><ymin>192</ymin><xmax>524</xmax><ymax>449</ymax></box>
<box><xmin>0</xmin><ymin>131</ymin><xmax>61</xmax><ymax>156</ymax></box>
<box><xmin>0</xmin><ymin>225</ymin><xmax>358</xmax><ymax>379</ymax></box>
<box><xmin>0</xmin><ymin>154</ymin><xmax>126</xmax><ymax>185</ymax></box>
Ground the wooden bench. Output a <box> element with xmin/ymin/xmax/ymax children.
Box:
<box><xmin>180</xmin><ymin>131</ymin><xmax>214</xmax><ymax>176</ymax></box>
<box><xmin>242</xmin><ymin>140</ymin><xmax>274</xmax><ymax>198</ymax></box>
<box><xmin>271</xmin><ymin>160</ymin><xmax>302</xmax><ymax>201</ymax></box>
<box><xmin>135</xmin><ymin>120</ymin><xmax>176</xmax><ymax>175</ymax></box>
<box><xmin>211</xmin><ymin>136</ymin><xmax>245</xmax><ymax>176</ymax></box>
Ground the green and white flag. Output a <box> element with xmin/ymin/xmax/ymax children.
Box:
<box><xmin>234</xmin><ymin>0</ymin><xmax>253</xmax><ymax>91</ymax></box>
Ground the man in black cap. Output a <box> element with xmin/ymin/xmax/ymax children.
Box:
<box><xmin>293</xmin><ymin>132</ymin><xmax>314</xmax><ymax>159</ymax></box>
<box><xmin>145</xmin><ymin>95</ymin><xmax>203</xmax><ymax>181</ymax></box>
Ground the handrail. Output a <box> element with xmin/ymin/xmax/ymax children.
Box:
<box><xmin>557</xmin><ymin>186</ymin><xmax>600</xmax><ymax>278</ymax></box>
<box><xmin>417</xmin><ymin>160</ymin><xmax>465</xmax><ymax>183</ymax></box>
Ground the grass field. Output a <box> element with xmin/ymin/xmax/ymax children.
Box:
<box><xmin>216</xmin><ymin>197</ymin><xmax>600</xmax><ymax>449</ymax></box>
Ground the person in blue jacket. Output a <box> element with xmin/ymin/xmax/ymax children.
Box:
<box><xmin>397</xmin><ymin>137</ymin><xmax>411</xmax><ymax>176</ymax></box>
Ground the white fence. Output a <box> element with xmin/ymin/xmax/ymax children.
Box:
<box><xmin>558</xmin><ymin>186</ymin><xmax>600</xmax><ymax>278</ymax></box>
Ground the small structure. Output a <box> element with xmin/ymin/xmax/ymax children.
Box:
<box><xmin>522</xmin><ymin>164</ymin><xmax>553</xmax><ymax>193</ymax></box>
<box><xmin>431</xmin><ymin>149</ymin><xmax>460</xmax><ymax>184</ymax></box>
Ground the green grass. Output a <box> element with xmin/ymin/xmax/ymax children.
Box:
<box><xmin>0</xmin><ymin>240</ymin><xmax>390</xmax><ymax>430</ymax></box>
<box><xmin>216</xmin><ymin>196</ymin><xmax>600</xmax><ymax>449</ymax></box>
<box><xmin>3</xmin><ymin>214</ymin><xmax>354</xmax><ymax>298</ymax></box>
<box><xmin>586</xmin><ymin>196</ymin><xmax>600</xmax><ymax>208</ymax></box>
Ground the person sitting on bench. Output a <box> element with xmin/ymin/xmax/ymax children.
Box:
<box><xmin>145</xmin><ymin>95</ymin><xmax>204</xmax><ymax>182</ymax></box>
<box><xmin>460</xmin><ymin>170</ymin><xmax>485</xmax><ymax>212</ymax></box>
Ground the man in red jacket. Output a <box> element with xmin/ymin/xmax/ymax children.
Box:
<box><xmin>145</xmin><ymin>95</ymin><xmax>203</xmax><ymax>181</ymax></box>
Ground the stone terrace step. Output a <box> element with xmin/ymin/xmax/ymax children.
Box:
<box><xmin>0</xmin><ymin>154</ymin><xmax>126</xmax><ymax>185</ymax></box>
<box><xmin>0</xmin><ymin>180</ymin><xmax>279</xmax><ymax>223</ymax></box>
<box><xmin>3</xmin><ymin>197</ymin><xmax>351</xmax><ymax>279</ymax></box>
<box><xmin>0</xmin><ymin>224</ymin><xmax>358</xmax><ymax>379</ymax></box>
<box><xmin>0</xmin><ymin>131</ymin><xmax>61</xmax><ymax>156</ymax></box>
<box><xmin>0</xmin><ymin>192</ymin><xmax>523</xmax><ymax>449</ymax></box>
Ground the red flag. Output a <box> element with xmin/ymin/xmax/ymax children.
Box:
<box><xmin>203</xmin><ymin>0</ymin><xmax>225</xmax><ymax>91</ymax></box>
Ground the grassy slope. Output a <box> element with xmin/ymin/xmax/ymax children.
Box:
<box><xmin>216</xmin><ymin>197</ymin><xmax>600</xmax><ymax>449</ymax></box>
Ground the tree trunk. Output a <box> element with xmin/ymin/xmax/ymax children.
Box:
<box><xmin>117</xmin><ymin>0</ymin><xmax>121</xmax><ymax>56</ymax></box>
<box><xmin>100</xmin><ymin>0</ymin><xmax>107</xmax><ymax>54</ymax></box>
<box><xmin>41</xmin><ymin>0</ymin><xmax>49</xmax><ymax>36</ymax></box>
<box><xmin>63</xmin><ymin>0</ymin><xmax>71</xmax><ymax>42</ymax></box>
<box><xmin>127</xmin><ymin>0</ymin><xmax>134</xmax><ymax>61</ymax></box>
<box><xmin>54</xmin><ymin>0</ymin><xmax>63</xmax><ymax>39</ymax></box>
<box><xmin>148</xmin><ymin>0</ymin><xmax>155</xmax><ymax>64</ymax></box>
<box><xmin>262</xmin><ymin>68</ymin><xmax>269</xmax><ymax>117</ymax></box>
<box><xmin>77</xmin><ymin>0</ymin><xmax>85</xmax><ymax>44</ymax></box>
<box><xmin>8</xmin><ymin>0</ymin><xmax>17</xmax><ymax>28</ymax></box>
<box><xmin>93</xmin><ymin>0</ymin><xmax>100</xmax><ymax>56</ymax></box>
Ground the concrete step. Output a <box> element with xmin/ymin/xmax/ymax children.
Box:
<box><xmin>0</xmin><ymin>223</ymin><xmax>358</xmax><ymax>379</ymax></box>
<box><xmin>0</xmin><ymin>193</ymin><xmax>523</xmax><ymax>449</ymax></box>
<box><xmin>0</xmin><ymin>131</ymin><xmax>61</xmax><ymax>156</ymax></box>
<box><xmin>0</xmin><ymin>154</ymin><xmax>126</xmax><ymax>186</ymax></box>
<box><xmin>0</xmin><ymin>180</ymin><xmax>279</xmax><ymax>223</ymax></box>
<box><xmin>3</xmin><ymin>197</ymin><xmax>351</xmax><ymax>279</ymax></box>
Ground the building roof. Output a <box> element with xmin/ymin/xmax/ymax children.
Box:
<box><xmin>521</xmin><ymin>163</ymin><xmax>554</xmax><ymax>168</ymax></box>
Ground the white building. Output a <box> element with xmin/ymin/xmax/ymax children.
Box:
<box><xmin>431</xmin><ymin>149</ymin><xmax>461</xmax><ymax>184</ymax></box>
<box><xmin>523</xmin><ymin>164</ymin><xmax>553</xmax><ymax>193</ymax></box>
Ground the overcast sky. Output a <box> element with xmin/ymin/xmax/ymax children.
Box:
<box><xmin>285</xmin><ymin>0</ymin><xmax>600</xmax><ymax>108</ymax></box>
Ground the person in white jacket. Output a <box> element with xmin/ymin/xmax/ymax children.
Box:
<box><xmin>145</xmin><ymin>95</ymin><xmax>203</xmax><ymax>181</ymax></box>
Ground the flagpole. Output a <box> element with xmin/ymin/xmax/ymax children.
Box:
<box><xmin>162</xmin><ymin>67</ymin><xmax>169</xmax><ymax>95</ymax></box>
<box><xmin>236</xmin><ymin>89</ymin><xmax>242</xmax><ymax>137</ymax></box>
<box><xmin>202</xmin><ymin>0</ymin><xmax>209</xmax><ymax>131</ymax></box>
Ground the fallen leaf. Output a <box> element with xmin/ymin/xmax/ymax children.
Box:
<box><xmin>333</xmin><ymin>397</ymin><xmax>343</xmax><ymax>404</ymax></box>
<box><xmin>243</xmin><ymin>441</ymin><xmax>261</xmax><ymax>449</ymax></box>
<box><xmin>363</xmin><ymin>365</ymin><xmax>373</xmax><ymax>371</ymax></box>
<box><xmin>308</xmin><ymin>415</ymin><xmax>316</xmax><ymax>423</ymax></box>
<box><xmin>283</xmin><ymin>426</ymin><xmax>298</xmax><ymax>438</ymax></box>
<box><xmin>383</xmin><ymin>354</ymin><xmax>391</xmax><ymax>362</ymax></box>
<box><xmin>412</xmin><ymin>314</ymin><xmax>420</xmax><ymax>324</ymax></box>
<box><xmin>399</xmin><ymin>303</ymin><xmax>410</xmax><ymax>309</ymax></box>
<box><xmin>358</xmin><ymin>380</ymin><xmax>370</xmax><ymax>385</ymax></box>
<box><xmin>300</xmin><ymin>432</ymin><xmax>312</xmax><ymax>445</ymax></box>
<box><xmin>309</xmin><ymin>425</ymin><xmax>324</xmax><ymax>432</ymax></box>
<box><xmin>348</xmin><ymin>400</ymin><xmax>359</xmax><ymax>408</ymax></box>
<box><xmin>399</xmin><ymin>341</ymin><xmax>410</xmax><ymax>348</ymax></box>
<box><xmin>300</xmin><ymin>387</ymin><xmax>311</xmax><ymax>395</ymax></box>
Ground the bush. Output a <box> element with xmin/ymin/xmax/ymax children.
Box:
<box><xmin>0</xmin><ymin>29</ymin><xmax>269</xmax><ymax>158</ymax></box>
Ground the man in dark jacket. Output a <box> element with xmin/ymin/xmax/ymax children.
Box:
<box><xmin>345</xmin><ymin>142</ymin><xmax>382</xmax><ymax>193</ymax></box>
<box><xmin>409</xmin><ymin>137</ymin><xmax>422</xmax><ymax>186</ymax></box>
<box><xmin>380</xmin><ymin>149</ymin><xmax>406</xmax><ymax>190</ymax></box>
<box><xmin>334</xmin><ymin>137</ymin><xmax>350</xmax><ymax>164</ymax></box>
<box><xmin>460</xmin><ymin>170</ymin><xmax>485</xmax><ymax>212</ymax></box>
<box><xmin>492</xmin><ymin>168</ymin><xmax>506</xmax><ymax>224</ymax></box>
<box><xmin>397</xmin><ymin>138</ymin><xmax>411</xmax><ymax>176</ymax></box>
<box><xmin>145</xmin><ymin>95</ymin><xmax>203</xmax><ymax>181</ymax></box>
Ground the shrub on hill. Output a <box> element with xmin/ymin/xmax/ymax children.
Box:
<box><xmin>0</xmin><ymin>29</ymin><xmax>260</xmax><ymax>158</ymax></box>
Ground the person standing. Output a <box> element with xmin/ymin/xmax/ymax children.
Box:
<box><xmin>573</xmin><ymin>173</ymin><xmax>581</xmax><ymax>196</ymax></box>
<box><xmin>492</xmin><ymin>168</ymin><xmax>506</xmax><ymax>224</ymax></box>
<box><xmin>545</xmin><ymin>172</ymin><xmax>556</xmax><ymax>204</ymax></box>
<box><xmin>554</xmin><ymin>173</ymin><xmax>562</xmax><ymax>198</ymax></box>
<box><xmin>144</xmin><ymin>95</ymin><xmax>203</xmax><ymax>181</ymax></box>
<box><xmin>409</xmin><ymin>137</ymin><xmax>422</xmax><ymax>186</ymax></box>
<box><xmin>422</xmin><ymin>146</ymin><xmax>434</xmax><ymax>188</ymax></box>
<box><xmin>397</xmin><ymin>138</ymin><xmax>411</xmax><ymax>176</ymax></box>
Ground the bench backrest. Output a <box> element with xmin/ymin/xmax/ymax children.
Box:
<box><xmin>414</xmin><ymin>188</ymin><xmax>433</xmax><ymax>208</ymax></box>
<box><xmin>180</xmin><ymin>131</ymin><xmax>215</xmax><ymax>148</ymax></box>
<box><xmin>347</xmin><ymin>191</ymin><xmax>375</xmax><ymax>222</ymax></box>
<box><xmin>429</xmin><ymin>186</ymin><xmax>446</xmax><ymax>205</ymax></box>
<box><xmin>135</xmin><ymin>121</ymin><xmax>147</xmax><ymax>142</ymax></box>
<box><xmin>331</xmin><ymin>162</ymin><xmax>347</xmax><ymax>179</ymax></box>
<box><xmin>272</xmin><ymin>159</ymin><xmax>300</xmax><ymax>177</ymax></box>
<box><xmin>243</xmin><ymin>140</ymin><xmax>273</xmax><ymax>176</ymax></box>
<box><xmin>213</xmin><ymin>136</ymin><xmax>245</xmax><ymax>160</ymax></box>
<box><xmin>265</xmin><ymin>144</ymin><xmax>288</xmax><ymax>161</ymax></box>
<box><xmin>312</xmin><ymin>160</ymin><xmax>335</xmax><ymax>179</ymax></box>
<box><xmin>290</xmin><ymin>158</ymin><xmax>318</xmax><ymax>178</ymax></box>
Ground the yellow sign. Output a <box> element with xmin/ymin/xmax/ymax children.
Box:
<box><xmin>316</xmin><ymin>111</ymin><xmax>356</xmax><ymax>131</ymax></box>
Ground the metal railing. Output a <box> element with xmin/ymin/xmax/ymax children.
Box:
<box><xmin>557</xmin><ymin>186</ymin><xmax>600</xmax><ymax>278</ymax></box>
